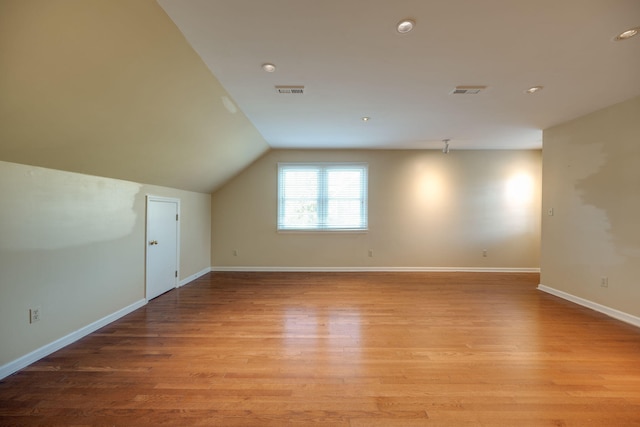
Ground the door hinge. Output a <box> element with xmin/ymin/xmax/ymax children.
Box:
<box><xmin>176</xmin><ymin>214</ymin><xmax>179</xmax><ymax>221</ymax></box>
<box><xmin>175</xmin><ymin>270</ymin><xmax>178</xmax><ymax>278</ymax></box>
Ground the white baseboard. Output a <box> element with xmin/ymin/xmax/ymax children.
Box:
<box><xmin>538</xmin><ymin>284</ymin><xmax>640</xmax><ymax>329</ymax></box>
<box><xmin>211</xmin><ymin>266</ymin><xmax>540</xmax><ymax>273</ymax></box>
<box><xmin>0</xmin><ymin>298</ymin><xmax>147</xmax><ymax>380</ymax></box>
<box><xmin>179</xmin><ymin>267</ymin><xmax>212</xmax><ymax>287</ymax></box>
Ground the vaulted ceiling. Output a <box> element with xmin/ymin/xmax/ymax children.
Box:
<box><xmin>1</xmin><ymin>0</ymin><xmax>639</xmax><ymax>193</ymax></box>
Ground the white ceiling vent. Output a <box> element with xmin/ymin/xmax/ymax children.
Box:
<box><xmin>450</xmin><ymin>85</ymin><xmax>487</xmax><ymax>95</ymax></box>
<box><xmin>275</xmin><ymin>85</ymin><xmax>305</xmax><ymax>94</ymax></box>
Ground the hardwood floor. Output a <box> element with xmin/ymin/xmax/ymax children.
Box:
<box><xmin>1</xmin><ymin>272</ymin><xmax>639</xmax><ymax>426</ymax></box>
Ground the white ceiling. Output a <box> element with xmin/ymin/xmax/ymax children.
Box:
<box><xmin>158</xmin><ymin>0</ymin><xmax>640</xmax><ymax>150</ymax></box>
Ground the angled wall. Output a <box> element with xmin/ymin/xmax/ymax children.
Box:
<box><xmin>0</xmin><ymin>161</ymin><xmax>211</xmax><ymax>371</ymax></box>
<box><xmin>0</xmin><ymin>0</ymin><xmax>269</xmax><ymax>193</ymax></box>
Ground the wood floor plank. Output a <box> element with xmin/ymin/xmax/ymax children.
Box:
<box><xmin>1</xmin><ymin>272</ymin><xmax>640</xmax><ymax>426</ymax></box>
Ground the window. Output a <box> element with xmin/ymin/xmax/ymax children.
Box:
<box><xmin>278</xmin><ymin>163</ymin><xmax>368</xmax><ymax>231</ymax></box>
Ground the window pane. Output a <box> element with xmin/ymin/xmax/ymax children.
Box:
<box><xmin>327</xmin><ymin>200</ymin><xmax>362</xmax><ymax>227</ymax></box>
<box><xmin>282</xmin><ymin>200</ymin><xmax>318</xmax><ymax>229</ymax></box>
<box><xmin>327</xmin><ymin>170</ymin><xmax>362</xmax><ymax>198</ymax></box>
<box><xmin>282</xmin><ymin>170</ymin><xmax>318</xmax><ymax>198</ymax></box>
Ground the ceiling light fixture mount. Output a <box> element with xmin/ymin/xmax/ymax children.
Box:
<box><xmin>614</xmin><ymin>27</ymin><xmax>639</xmax><ymax>41</ymax></box>
<box><xmin>362</xmin><ymin>117</ymin><xmax>370</xmax><ymax>122</ymax></box>
<box><xmin>442</xmin><ymin>139</ymin><xmax>451</xmax><ymax>154</ymax></box>
<box><xmin>396</xmin><ymin>19</ymin><xmax>415</xmax><ymax>34</ymax></box>
<box><xmin>525</xmin><ymin>86</ymin><xmax>543</xmax><ymax>94</ymax></box>
<box><xmin>262</xmin><ymin>63</ymin><xmax>276</xmax><ymax>72</ymax></box>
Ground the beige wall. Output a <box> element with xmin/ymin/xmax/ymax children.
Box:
<box><xmin>541</xmin><ymin>96</ymin><xmax>640</xmax><ymax>318</ymax></box>
<box><xmin>0</xmin><ymin>160</ymin><xmax>211</xmax><ymax>367</ymax></box>
<box><xmin>211</xmin><ymin>149</ymin><xmax>541</xmax><ymax>269</ymax></box>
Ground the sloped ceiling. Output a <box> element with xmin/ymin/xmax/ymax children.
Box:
<box><xmin>158</xmin><ymin>0</ymin><xmax>640</xmax><ymax>150</ymax></box>
<box><xmin>0</xmin><ymin>0</ymin><xmax>269</xmax><ymax>193</ymax></box>
<box><xmin>2</xmin><ymin>1</ymin><xmax>639</xmax><ymax>194</ymax></box>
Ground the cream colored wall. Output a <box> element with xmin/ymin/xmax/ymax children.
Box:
<box><xmin>0</xmin><ymin>160</ymin><xmax>211</xmax><ymax>367</ymax></box>
<box><xmin>211</xmin><ymin>149</ymin><xmax>541</xmax><ymax>269</ymax></box>
<box><xmin>541</xmin><ymin>96</ymin><xmax>640</xmax><ymax>318</ymax></box>
<box><xmin>0</xmin><ymin>0</ymin><xmax>269</xmax><ymax>193</ymax></box>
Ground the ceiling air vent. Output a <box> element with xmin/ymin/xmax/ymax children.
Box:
<box><xmin>275</xmin><ymin>85</ymin><xmax>305</xmax><ymax>94</ymax></box>
<box><xmin>450</xmin><ymin>85</ymin><xmax>487</xmax><ymax>95</ymax></box>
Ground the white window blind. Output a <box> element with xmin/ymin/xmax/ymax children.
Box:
<box><xmin>278</xmin><ymin>163</ymin><xmax>368</xmax><ymax>231</ymax></box>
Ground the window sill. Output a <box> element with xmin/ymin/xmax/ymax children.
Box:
<box><xmin>277</xmin><ymin>229</ymin><xmax>368</xmax><ymax>234</ymax></box>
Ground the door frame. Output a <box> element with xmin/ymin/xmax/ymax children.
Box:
<box><xmin>145</xmin><ymin>195</ymin><xmax>181</xmax><ymax>301</ymax></box>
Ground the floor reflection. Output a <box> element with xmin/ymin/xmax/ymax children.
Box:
<box><xmin>282</xmin><ymin>306</ymin><xmax>362</xmax><ymax>376</ymax></box>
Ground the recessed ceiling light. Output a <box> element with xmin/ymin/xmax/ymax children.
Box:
<box><xmin>362</xmin><ymin>117</ymin><xmax>370</xmax><ymax>122</ymax></box>
<box><xmin>396</xmin><ymin>19</ymin><xmax>415</xmax><ymax>34</ymax></box>
<box><xmin>614</xmin><ymin>27</ymin><xmax>639</xmax><ymax>41</ymax></box>
<box><xmin>262</xmin><ymin>63</ymin><xmax>276</xmax><ymax>72</ymax></box>
<box><xmin>525</xmin><ymin>86</ymin><xmax>543</xmax><ymax>94</ymax></box>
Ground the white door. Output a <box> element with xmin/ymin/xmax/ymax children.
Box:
<box><xmin>146</xmin><ymin>196</ymin><xmax>179</xmax><ymax>300</ymax></box>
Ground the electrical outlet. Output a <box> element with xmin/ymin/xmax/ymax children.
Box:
<box><xmin>368</xmin><ymin>249</ymin><xmax>373</xmax><ymax>257</ymax></box>
<box><xmin>600</xmin><ymin>277</ymin><xmax>608</xmax><ymax>288</ymax></box>
<box><xmin>482</xmin><ymin>249</ymin><xmax>488</xmax><ymax>257</ymax></box>
<box><xmin>233</xmin><ymin>249</ymin><xmax>238</xmax><ymax>256</ymax></box>
<box><xmin>29</xmin><ymin>307</ymin><xmax>41</xmax><ymax>323</ymax></box>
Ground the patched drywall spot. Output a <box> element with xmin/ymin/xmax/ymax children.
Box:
<box><xmin>542</xmin><ymin>140</ymin><xmax>625</xmax><ymax>271</ymax></box>
<box><xmin>0</xmin><ymin>162</ymin><xmax>141</xmax><ymax>251</ymax></box>
<box><xmin>574</xmin><ymin>140</ymin><xmax>640</xmax><ymax>261</ymax></box>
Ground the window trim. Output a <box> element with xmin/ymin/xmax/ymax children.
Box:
<box><xmin>277</xmin><ymin>162</ymin><xmax>369</xmax><ymax>232</ymax></box>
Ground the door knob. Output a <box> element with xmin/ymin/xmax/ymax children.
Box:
<box><xmin>149</xmin><ymin>240</ymin><xmax>158</xmax><ymax>245</ymax></box>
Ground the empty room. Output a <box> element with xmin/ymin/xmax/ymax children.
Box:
<box><xmin>1</xmin><ymin>0</ymin><xmax>639</xmax><ymax>426</ymax></box>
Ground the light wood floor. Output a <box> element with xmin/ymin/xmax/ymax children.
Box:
<box><xmin>1</xmin><ymin>272</ymin><xmax>639</xmax><ymax>426</ymax></box>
